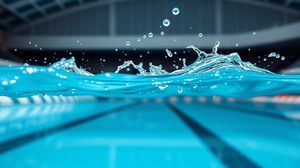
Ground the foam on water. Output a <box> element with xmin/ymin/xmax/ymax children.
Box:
<box><xmin>1</xmin><ymin>43</ymin><xmax>300</xmax><ymax>98</ymax></box>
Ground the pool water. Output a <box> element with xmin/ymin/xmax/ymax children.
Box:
<box><xmin>1</xmin><ymin>98</ymin><xmax>300</xmax><ymax>168</ymax></box>
<box><xmin>2</xmin><ymin>46</ymin><xmax>300</xmax><ymax>98</ymax></box>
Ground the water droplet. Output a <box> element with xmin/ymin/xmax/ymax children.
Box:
<box><xmin>166</xmin><ymin>49</ymin><xmax>173</xmax><ymax>57</ymax></box>
<box><xmin>252</xmin><ymin>32</ymin><xmax>256</xmax><ymax>35</ymax></box>
<box><xmin>281</xmin><ymin>56</ymin><xmax>285</xmax><ymax>60</ymax></box>
<box><xmin>268</xmin><ymin>52</ymin><xmax>276</xmax><ymax>57</ymax></box>
<box><xmin>213</xmin><ymin>41</ymin><xmax>220</xmax><ymax>53</ymax></box>
<box><xmin>148</xmin><ymin>32</ymin><xmax>153</xmax><ymax>38</ymax></box>
<box><xmin>143</xmin><ymin>35</ymin><xmax>147</xmax><ymax>38</ymax></box>
<box><xmin>137</xmin><ymin>38</ymin><xmax>141</xmax><ymax>42</ymax></box>
<box><xmin>172</xmin><ymin>7</ymin><xmax>180</xmax><ymax>15</ymax></box>
<box><xmin>125</xmin><ymin>41</ymin><xmax>131</xmax><ymax>46</ymax></box>
<box><xmin>160</xmin><ymin>31</ymin><xmax>165</xmax><ymax>36</ymax></box>
<box><xmin>198</xmin><ymin>33</ymin><xmax>203</xmax><ymax>37</ymax></box>
<box><xmin>163</xmin><ymin>19</ymin><xmax>170</xmax><ymax>27</ymax></box>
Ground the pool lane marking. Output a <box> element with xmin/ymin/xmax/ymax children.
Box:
<box><xmin>167</xmin><ymin>103</ymin><xmax>260</xmax><ymax>168</ymax></box>
<box><xmin>0</xmin><ymin>102</ymin><xmax>138</xmax><ymax>154</ymax></box>
<box><xmin>218</xmin><ymin>102</ymin><xmax>300</xmax><ymax>123</ymax></box>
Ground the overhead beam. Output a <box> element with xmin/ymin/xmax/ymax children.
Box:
<box><xmin>9</xmin><ymin>0</ymin><xmax>134</xmax><ymax>34</ymax></box>
<box><xmin>0</xmin><ymin>3</ymin><xmax>29</xmax><ymax>22</ymax></box>
<box><xmin>29</xmin><ymin>0</ymin><xmax>47</xmax><ymax>16</ymax></box>
<box><xmin>285</xmin><ymin>0</ymin><xmax>294</xmax><ymax>6</ymax></box>
<box><xmin>55</xmin><ymin>0</ymin><xmax>66</xmax><ymax>9</ymax></box>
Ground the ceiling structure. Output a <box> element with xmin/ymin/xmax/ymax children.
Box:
<box><xmin>1</xmin><ymin>0</ymin><xmax>300</xmax><ymax>50</ymax></box>
<box><xmin>1</xmin><ymin>0</ymin><xmax>300</xmax><ymax>31</ymax></box>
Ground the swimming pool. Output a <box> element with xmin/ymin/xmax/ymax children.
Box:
<box><xmin>1</xmin><ymin>98</ymin><xmax>300</xmax><ymax>168</ymax></box>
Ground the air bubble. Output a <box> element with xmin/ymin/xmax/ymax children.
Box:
<box><xmin>198</xmin><ymin>33</ymin><xmax>203</xmax><ymax>37</ymax></box>
<box><xmin>126</xmin><ymin>41</ymin><xmax>131</xmax><ymax>46</ymax></box>
<box><xmin>178</xmin><ymin>86</ymin><xmax>183</xmax><ymax>93</ymax></box>
<box><xmin>214</xmin><ymin>71</ymin><xmax>220</xmax><ymax>77</ymax></box>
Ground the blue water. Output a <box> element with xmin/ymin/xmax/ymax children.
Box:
<box><xmin>1</xmin><ymin>45</ymin><xmax>300</xmax><ymax>98</ymax></box>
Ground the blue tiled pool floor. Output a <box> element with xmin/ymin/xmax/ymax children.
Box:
<box><xmin>1</xmin><ymin>99</ymin><xmax>300</xmax><ymax>168</ymax></box>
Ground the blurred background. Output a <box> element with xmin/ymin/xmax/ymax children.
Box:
<box><xmin>1</xmin><ymin>0</ymin><xmax>300</xmax><ymax>73</ymax></box>
<box><xmin>1</xmin><ymin>0</ymin><xmax>300</xmax><ymax>168</ymax></box>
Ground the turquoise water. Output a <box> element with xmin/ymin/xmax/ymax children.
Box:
<box><xmin>1</xmin><ymin>45</ymin><xmax>300</xmax><ymax>98</ymax></box>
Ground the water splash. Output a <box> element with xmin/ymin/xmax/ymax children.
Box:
<box><xmin>1</xmin><ymin>43</ymin><xmax>300</xmax><ymax>98</ymax></box>
<box><xmin>50</xmin><ymin>57</ymin><xmax>93</xmax><ymax>76</ymax></box>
